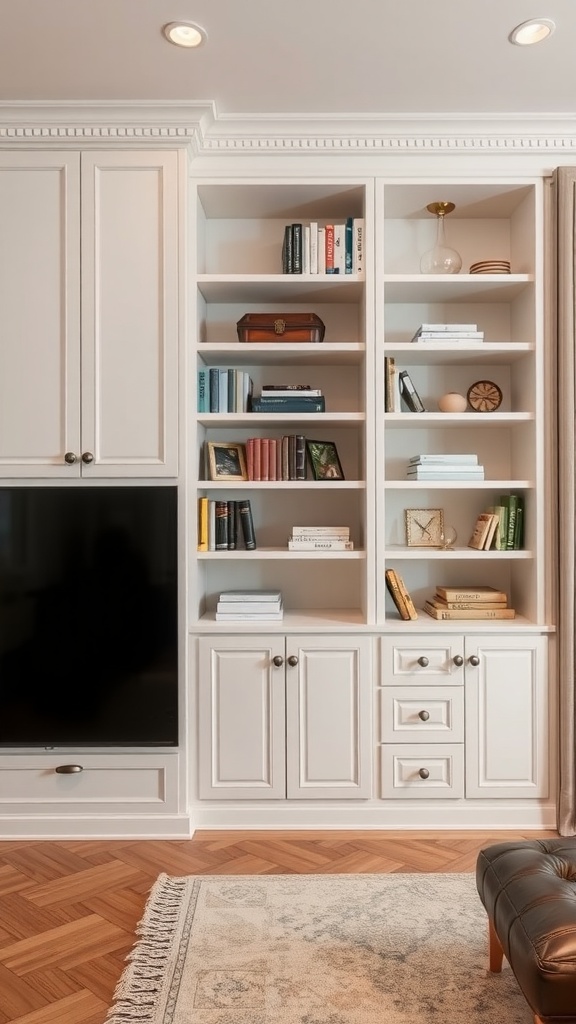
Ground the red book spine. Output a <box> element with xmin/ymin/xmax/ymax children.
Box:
<box><xmin>268</xmin><ymin>438</ymin><xmax>277</xmax><ymax>481</ymax></box>
<box><xmin>253</xmin><ymin>438</ymin><xmax>261</xmax><ymax>481</ymax></box>
<box><xmin>246</xmin><ymin>438</ymin><xmax>255</xmax><ymax>480</ymax></box>
<box><xmin>261</xmin><ymin>438</ymin><xmax>269</xmax><ymax>481</ymax></box>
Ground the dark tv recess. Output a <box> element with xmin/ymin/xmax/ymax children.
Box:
<box><xmin>0</xmin><ymin>486</ymin><xmax>178</xmax><ymax>747</ymax></box>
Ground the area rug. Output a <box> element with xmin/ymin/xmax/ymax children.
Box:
<box><xmin>104</xmin><ymin>872</ymin><xmax>531</xmax><ymax>1024</ymax></box>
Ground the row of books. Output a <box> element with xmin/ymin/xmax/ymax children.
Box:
<box><xmin>198</xmin><ymin>368</ymin><xmax>253</xmax><ymax>413</ymax></box>
<box><xmin>215</xmin><ymin>589</ymin><xmax>283</xmax><ymax>622</ymax></box>
<box><xmin>246</xmin><ymin>435</ymin><xmax>306</xmax><ymax>481</ymax></box>
<box><xmin>197</xmin><ymin>498</ymin><xmax>256</xmax><ymax>551</ymax></box>
<box><xmin>411</xmin><ymin>322</ymin><xmax>484</xmax><ymax>343</ymax></box>
<box><xmin>468</xmin><ymin>496</ymin><xmax>524</xmax><ymax>551</ymax></box>
<box><xmin>287</xmin><ymin>526</ymin><xmax>353</xmax><ymax>551</ymax></box>
<box><xmin>408</xmin><ymin>454</ymin><xmax>485</xmax><ymax>481</ymax></box>
<box><xmin>384</xmin><ymin>358</ymin><xmax>425</xmax><ymax>413</ymax></box>
<box><xmin>424</xmin><ymin>586</ymin><xmax>515</xmax><ymax>620</ymax></box>
<box><xmin>281</xmin><ymin>219</ymin><xmax>364</xmax><ymax>276</ymax></box>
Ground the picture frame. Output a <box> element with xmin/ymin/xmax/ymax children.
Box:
<box><xmin>306</xmin><ymin>439</ymin><xmax>345</xmax><ymax>480</ymax></box>
<box><xmin>206</xmin><ymin>441</ymin><xmax>248</xmax><ymax>481</ymax></box>
<box><xmin>404</xmin><ymin>507</ymin><xmax>444</xmax><ymax>547</ymax></box>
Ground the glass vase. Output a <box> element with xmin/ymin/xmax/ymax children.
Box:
<box><xmin>420</xmin><ymin>201</ymin><xmax>462</xmax><ymax>275</ymax></box>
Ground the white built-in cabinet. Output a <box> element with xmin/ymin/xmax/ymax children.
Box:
<box><xmin>197</xmin><ymin>634</ymin><xmax>373</xmax><ymax>800</ymax></box>
<box><xmin>190</xmin><ymin>174</ymin><xmax>555</xmax><ymax>830</ymax></box>
<box><xmin>0</xmin><ymin>150</ymin><xmax>179</xmax><ymax>477</ymax></box>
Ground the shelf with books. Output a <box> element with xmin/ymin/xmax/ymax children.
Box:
<box><xmin>382</xmin><ymin>275</ymin><xmax>533</xmax><ymax>304</ymax></box>
<box><xmin>196</xmin><ymin>275</ymin><xmax>365</xmax><ymax>304</ymax></box>
<box><xmin>198</xmin><ymin>548</ymin><xmax>366</xmax><ymax>560</ymax></box>
<box><xmin>197</xmin><ymin>412</ymin><xmax>365</xmax><ymax>426</ymax></box>
<box><xmin>384</xmin><ymin>546</ymin><xmax>533</xmax><ymax>559</ymax></box>
<box><xmin>383</xmin><ymin>342</ymin><xmax>534</xmax><ymax>366</ymax></box>
<box><xmin>198</xmin><ymin>342</ymin><xmax>365</xmax><ymax>367</ymax></box>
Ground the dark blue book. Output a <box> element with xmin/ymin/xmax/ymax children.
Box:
<box><xmin>251</xmin><ymin>396</ymin><xmax>325</xmax><ymax>413</ymax></box>
<box><xmin>345</xmin><ymin>217</ymin><xmax>354</xmax><ymax>274</ymax></box>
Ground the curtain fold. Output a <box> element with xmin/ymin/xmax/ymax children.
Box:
<box><xmin>554</xmin><ymin>167</ymin><xmax>576</xmax><ymax>835</ymax></box>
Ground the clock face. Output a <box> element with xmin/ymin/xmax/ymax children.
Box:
<box><xmin>467</xmin><ymin>379</ymin><xmax>503</xmax><ymax>412</ymax></box>
<box><xmin>405</xmin><ymin>508</ymin><xmax>444</xmax><ymax>547</ymax></box>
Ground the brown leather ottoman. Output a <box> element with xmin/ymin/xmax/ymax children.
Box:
<box><xmin>476</xmin><ymin>839</ymin><xmax>576</xmax><ymax>1024</ymax></box>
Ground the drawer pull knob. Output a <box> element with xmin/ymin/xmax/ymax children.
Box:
<box><xmin>81</xmin><ymin>451</ymin><xmax>94</xmax><ymax>465</ymax></box>
<box><xmin>468</xmin><ymin>655</ymin><xmax>480</xmax><ymax>667</ymax></box>
<box><xmin>55</xmin><ymin>764</ymin><xmax>84</xmax><ymax>774</ymax></box>
<box><xmin>64</xmin><ymin>452</ymin><xmax>77</xmax><ymax>465</ymax></box>
<box><xmin>418</xmin><ymin>710</ymin><xmax>430</xmax><ymax>722</ymax></box>
<box><xmin>418</xmin><ymin>768</ymin><xmax>430</xmax><ymax>780</ymax></box>
<box><xmin>287</xmin><ymin>655</ymin><xmax>299</xmax><ymax>667</ymax></box>
<box><xmin>272</xmin><ymin>655</ymin><xmax>284</xmax><ymax>667</ymax></box>
<box><xmin>453</xmin><ymin>655</ymin><xmax>464</xmax><ymax>667</ymax></box>
<box><xmin>417</xmin><ymin>656</ymin><xmax>429</xmax><ymax>668</ymax></box>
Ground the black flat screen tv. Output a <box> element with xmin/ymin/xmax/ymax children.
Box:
<box><xmin>0</xmin><ymin>485</ymin><xmax>178</xmax><ymax>747</ymax></box>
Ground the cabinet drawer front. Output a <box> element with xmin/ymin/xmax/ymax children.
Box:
<box><xmin>0</xmin><ymin>754</ymin><xmax>179</xmax><ymax>814</ymax></box>
<box><xmin>380</xmin><ymin>637</ymin><xmax>464</xmax><ymax>686</ymax></box>
<box><xmin>380</xmin><ymin>687</ymin><xmax>464</xmax><ymax>743</ymax></box>
<box><xmin>380</xmin><ymin>744</ymin><xmax>464</xmax><ymax>799</ymax></box>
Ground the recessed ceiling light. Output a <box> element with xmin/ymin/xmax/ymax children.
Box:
<box><xmin>163</xmin><ymin>22</ymin><xmax>206</xmax><ymax>48</ymax></box>
<box><xmin>509</xmin><ymin>18</ymin><xmax>555</xmax><ymax>45</ymax></box>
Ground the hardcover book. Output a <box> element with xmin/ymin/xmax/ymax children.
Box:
<box><xmin>435</xmin><ymin>586</ymin><xmax>508</xmax><ymax>603</ymax></box>
<box><xmin>238</xmin><ymin>499</ymin><xmax>256</xmax><ymax>550</ymax></box>
<box><xmin>424</xmin><ymin>602</ymin><xmax>515</xmax><ymax>620</ymax></box>
<box><xmin>399</xmin><ymin>371</ymin><xmax>426</xmax><ymax>413</ymax></box>
<box><xmin>251</xmin><ymin>397</ymin><xmax>326</xmax><ymax>413</ymax></box>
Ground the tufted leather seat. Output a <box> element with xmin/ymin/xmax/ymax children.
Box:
<box><xmin>476</xmin><ymin>839</ymin><xmax>576</xmax><ymax>1024</ymax></box>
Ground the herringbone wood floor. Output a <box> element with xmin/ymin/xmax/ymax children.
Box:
<box><xmin>0</xmin><ymin>829</ymin><xmax>558</xmax><ymax>1023</ymax></box>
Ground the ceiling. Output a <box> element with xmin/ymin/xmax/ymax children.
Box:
<box><xmin>1</xmin><ymin>0</ymin><xmax>576</xmax><ymax>120</ymax></box>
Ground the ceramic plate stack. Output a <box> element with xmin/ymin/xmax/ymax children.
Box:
<box><xmin>469</xmin><ymin>260</ymin><xmax>511</xmax><ymax>274</ymax></box>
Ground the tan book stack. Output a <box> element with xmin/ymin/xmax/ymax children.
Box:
<box><xmin>424</xmin><ymin>585</ymin><xmax>515</xmax><ymax>620</ymax></box>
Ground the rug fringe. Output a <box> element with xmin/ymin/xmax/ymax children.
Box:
<box><xmin>104</xmin><ymin>873</ymin><xmax>189</xmax><ymax>1023</ymax></box>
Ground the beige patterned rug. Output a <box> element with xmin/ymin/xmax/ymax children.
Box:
<box><xmin>104</xmin><ymin>872</ymin><xmax>531</xmax><ymax>1024</ymax></box>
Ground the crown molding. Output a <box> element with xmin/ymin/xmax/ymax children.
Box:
<box><xmin>0</xmin><ymin>104</ymin><xmax>575</xmax><ymax>154</ymax></box>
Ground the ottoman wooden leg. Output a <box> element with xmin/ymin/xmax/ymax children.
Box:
<box><xmin>488</xmin><ymin>918</ymin><xmax>504</xmax><ymax>972</ymax></box>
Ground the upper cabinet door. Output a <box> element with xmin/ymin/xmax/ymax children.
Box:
<box><xmin>80</xmin><ymin>151</ymin><xmax>180</xmax><ymax>477</ymax></box>
<box><xmin>0</xmin><ymin>152</ymin><xmax>81</xmax><ymax>477</ymax></box>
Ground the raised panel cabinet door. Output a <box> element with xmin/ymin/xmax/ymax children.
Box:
<box><xmin>285</xmin><ymin>635</ymin><xmax>373</xmax><ymax>799</ymax></box>
<box><xmin>197</xmin><ymin>635</ymin><xmax>286</xmax><ymax>799</ymax></box>
<box><xmin>464</xmin><ymin>634</ymin><xmax>549</xmax><ymax>798</ymax></box>
<box><xmin>80</xmin><ymin>151</ymin><xmax>180</xmax><ymax>476</ymax></box>
<box><xmin>0</xmin><ymin>152</ymin><xmax>81</xmax><ymax>477</ymax></box>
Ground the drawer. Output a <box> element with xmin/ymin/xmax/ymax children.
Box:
<box><xmin>0</xmin><ymin>753</ymin><xmax>179</xmax><ymax>815</ymax></box>
<box><xmin>380</xmin><ymin>744</ymin><xmax>464</xmax><ymax>799</ymax></box>
<box><xmin>380</xmin><ymin>686</ymin><xmax>464</xmax><ymax>743</ymax></box>
<box><xmin>380</xmin><ymin>636</ymin><xmax>464</xmax><ymax>686</ymax></box>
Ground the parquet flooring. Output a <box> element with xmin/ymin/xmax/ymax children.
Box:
<box><xmin>0</xmin><ymin>828</ymin><xmax>558</xmax><ymax>1023</ymax></box>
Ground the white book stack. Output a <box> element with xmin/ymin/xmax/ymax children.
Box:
<box><xmin>215</xmin><ymin>589</ymin><xmax>284</xmax><ymax>621</ymax></box>
<box><xmin>288</xmin><ymin>526</ymin><xmax>353</xmax><ymax>550</ymax></box>
<box><xmin>407</xmin><ymin>454</ymin><xmax>485</xmax><ymax>481</ymax></box>
<box><xmin>411</xmin><ymin>323</ymin><xmax>484</xmax><ymax>343</ymax></box>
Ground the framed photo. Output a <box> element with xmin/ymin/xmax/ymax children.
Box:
<box><xmin>306</xmin><ymin>439</ymin><xmax>345</xmax><ymax>480</ymax></box>
<box><xmin>405</xmin><ymin>507</ymin><xmax>444</xmax><ymax>547</ymax></box>
<box><xmin>206</xmin><ymin>441</ymin><xmax>248</xmax><ymax>481</ymax></box>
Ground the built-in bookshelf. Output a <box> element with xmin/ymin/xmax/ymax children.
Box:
<box><xmin>377</xmin><ymin>180</ymin><xmax>546</xmax><ymax>627</ymax></box>
<box><xmin>190</xmin><ymin>180</ymin><xmax>374</xmax><ymax>628</ymax></box>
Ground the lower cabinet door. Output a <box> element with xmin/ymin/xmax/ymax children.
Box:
<box><xmin>285</xmin><ymin>635</ymin><xmax>373</xmax><ymax>799</ymax></box>
<box><xmin>198</xmin><ymin>635</ymin><xmax>286</xmax><ymax>799</ymax></box>
<box><xmin>464</xmin><ymin>634</ymin><xmax>549</xmax><ymax>798</ymax></box>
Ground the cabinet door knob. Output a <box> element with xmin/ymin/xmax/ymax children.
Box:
<box><xmin>81</xmin><ymin>451</ymin><xmax>94</xmax><ymax>465</ymax></box>
<box><xmin>417</xmin><ymin>656</ymin><xmax>429</xmax><ymax>667</ymax></box>
<box><xmin>272</xmin><ymin>655</ymin><xmax>284</xmax><ymax>667</ymax></box>
<box><xmin>418</xmin><ymin>768</ymin><xmax>430</xmax><ymax>780</ymax></box>
<box><xmin>55</xmin><ymin>764</ymin><xmax>84</xmax><ymax>774</ymax></box>
<box><xmin>287</xmin><ymin>655</ymin><xmax>299</xmax><ymax>667</ymax></box>
<box><xmin>453</xmin><ymin>655</ymin><xmax>464</xmax><ymax>667</ymax></box>
<box><xmin>418</xmin><ymin>710</ymin><xmax>430</xmax><ymax>722</ymax></box>
<box><xmin>468</xmin><ymin>655</ymin><xmax>480</xmax><ymax>667</ymax></box>
<box><xmin>64</xmin><ymin>452</ymin><xmax>77</xmax><ymax>465</ymax></box>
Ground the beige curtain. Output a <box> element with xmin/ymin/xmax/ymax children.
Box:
<box><xmin>554</xmin><ymin>167</ymin><xmax>576</xmax><ymax>835</ymax></box>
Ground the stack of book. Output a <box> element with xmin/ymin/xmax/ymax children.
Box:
<box><xmin>385</xmin><ymin>568</ymin><xmax>418</xmax><ymax>620</ymax></box>
<box><xmin>424</xmin><ymin>585</ymin><xmax>515</xmax><ymax>620</ymax></box>
<box><xmin>407</xmin><ymin>454</ymin><xmax>485</xmax><ymax>481</ymax></box>
<box><xmin>246</xmin><ymin>435</ymin><xmax>306</xmax><ymax>481</ymax></box>
<box><xmin>215</xmin><ymin>590</ymin><xmax>283</xmax><ymax>621</ymax></box>
<box><xmin>198</xmin><ymin>368</ymin><xmax>253</xmax><ymax>412</ymax></box>
<box><xmin>411</xmin><ymin>323</ymin><xmax>484</xmax><ymax>343</ymax></box>
<box><xmin>251</xmin><ymin>384</ymin><xmax>325</xmax><ymax>414</ymax></box>
<box><xmin>198</xmin><ymin>497</ymin><xmax>256</xmax><ymax>551</ymax></box>
<box><xmin>281</xmin><ymin>219</ymin><xmax>364</xmax><ymax>276</ymax></box>
<box><xmin>288</xmin><ymin>526</ymin><xmax>353</xmax><ymax>551</ymax></box>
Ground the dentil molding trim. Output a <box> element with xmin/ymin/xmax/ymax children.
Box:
<box><xmin>1</xmin><ymin>104</ymin><xmax>576</xmax><ymax>153</ymax></box>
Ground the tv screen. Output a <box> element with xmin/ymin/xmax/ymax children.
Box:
<box><xmin>0</xmin><ymin>486</ymin><xmax>178</xmax><ymax>747</ymax></box>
